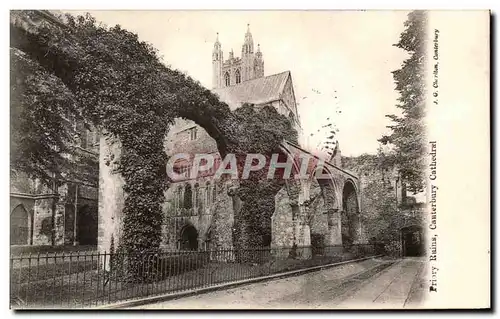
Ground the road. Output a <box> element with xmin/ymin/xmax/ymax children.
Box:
<box><xmin>135</xmin><ymin>257</ymin><xmax>427</xmax><ymax>309</ymax></box>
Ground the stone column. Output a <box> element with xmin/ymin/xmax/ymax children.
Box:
<box><xmin>212</xmin><ymin>182</ymin><xmax>235</xmax><ymax>254</ymax></box>
<box><xmin>98</xmin><ymin>133</ymin><xmax>125</xmax><ymax>258</ymax></box>
<box><xmin>325</xmin><ymin>208</ymin><xmax>343</xmax><ymax>255</ymax></box>
<box><xmin>353</xmin><ymin>211</ymin><xmax>368</xmax><ymax>244</ymax></box>
<box><xmin>293</xmin><ymin>205</ymin><xmax>312</xmax><ymax>260</ymax></box>
<box><xmin>32</xmin><ymin>196</ymin><xmax>57</xmax><ymax>245</ymax></box>
<box><xmin>53</xmin><ymin>183</ymin><xmax>71</xmax><ymax>246</ymax></box>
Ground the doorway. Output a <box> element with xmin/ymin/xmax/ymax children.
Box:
<box><xmin>180</xmin><ymin>225</ymin><xmax>198</xmax><ymax>251</ymax></box>
<box><xmin>401</xmin><ymin>225</ymin><xmax>423</xmax><ymax>257</ymax></box>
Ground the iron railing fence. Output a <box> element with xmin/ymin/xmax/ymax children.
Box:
<box><xmin>10</xmin><ymin>243</ymin><xmax>383</xmax><ymax>309</ymax></box>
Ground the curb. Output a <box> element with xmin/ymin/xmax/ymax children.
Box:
<box><xmin>97</xmin><ymin>254</ymin><xmax>384</xmax><ymax>309</ymax></box>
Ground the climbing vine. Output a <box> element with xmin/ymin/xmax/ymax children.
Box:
<box><xmin>11</xmin><ymin>11</ymin><xmax>298</xmax><ymax>277</ymax></box>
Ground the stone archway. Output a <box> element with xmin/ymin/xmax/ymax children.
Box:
<box><xmin>10</xmin><ymin>11</ymin><xmax>302</xmax><ymax>258</ymax></box>
<box><xmin>10</xmin><ymin>204</ymin><xmax>31</xmax><ymax>245</ymax></box>
<box><xmin>342</xmin><ymin>180</ymin><xmax>361</xmax><ymax>246</ymax></box>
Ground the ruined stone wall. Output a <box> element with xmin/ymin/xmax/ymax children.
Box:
<box><xmin>11</xmin><ymin>149</ymin><xmax>98</xmax><ymax>248</ymax></box>
<box><xmin>271</xmin><ymin>187</ymin><xmax>295</xmax><ymax>248</ymax></box>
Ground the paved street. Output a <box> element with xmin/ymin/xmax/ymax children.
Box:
<box><xmin>135</xmin><ymin>257</ymin><xmax>426</xmax><ymax>309</ymax></box>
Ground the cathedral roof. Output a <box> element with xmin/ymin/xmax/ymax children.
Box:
<box><xmin>213</xmin><ymin>71</ymin><xmax>291</xmax><ymax>109</ymax></box>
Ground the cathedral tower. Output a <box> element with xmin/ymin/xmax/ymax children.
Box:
<box><xmin>212</xmin><ymin>25</ymin><xmax>265</xmax><ymax>89</ymax></box>
<box><xmin>241</xmin><ymin>24</ymin><xmax>255</xmax><ymax>82</ymax></box>
<box><xmin>212</xmin><ymin>32</ymin><xmax>223</xmax><ymax>89</ymax></box>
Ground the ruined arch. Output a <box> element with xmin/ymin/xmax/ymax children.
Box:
<box><xmin>310</xmin><ymin>168</ymin><xmax>344</xmax><ymax>249</ymax></box>
<box><xmin>10</xmin><ymin>204</ymin><xmax>32</xmax><ymax>245</ymax></box>
<box><xmin>11</xmin><ymin>12</ymin><xmax>300</xmax><ymax>258</ymax></box>
<box><xmin>179</xmin><ymin>223</ymin><xmax>199</xmax><ymax>251</ymax></box>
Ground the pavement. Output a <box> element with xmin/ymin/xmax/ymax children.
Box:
<box><xmin>134</xmin><ymin>257</ymin><xmax>427</xmax><ymax>310</ymax></box>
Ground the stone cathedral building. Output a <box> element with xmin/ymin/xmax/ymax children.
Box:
<box><xmin>10</xmin><ymin>10</ymin><xmax>100</xmax><ymax>251</ymax></box>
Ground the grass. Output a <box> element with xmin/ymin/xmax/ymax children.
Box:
<box><xmin>11</xmin><ymin>250</ymin><xmax>376</xmax><ymax>309</ymax></box>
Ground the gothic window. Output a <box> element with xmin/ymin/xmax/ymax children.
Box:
<box><xmin>235</xmin><ymin>69</ymin><xmax>241</xmax><ymax>84</ymax></box>
<box><xmin>212</xmin><ymin>184</ymin><xmax>217</xmax><ymax>202</ymax></box>
<box><xmin>193</xmin><ymin>183</ymin><xmax>199</xmax><ymax>215</ymax></box>
<box><xmin>184</xmin><ymin>184</ymin><xmax>193</xmax><ymax>209</ymax></box>
<box><xmin>224</xmin><ymin>72</ymin><xmax>230</xmax><ymax>86</ymax></box>
<box><xmin>205</xmin><ymin>181</ymin><xmax>211</xmax><ymax>204</ymax></box>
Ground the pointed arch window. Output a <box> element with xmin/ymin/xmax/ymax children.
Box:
<box><xmin>224</xmin><ymin>72</ymin><xmax>230</xmax><ymax>87</ymax></box>
<box><xmin>10</xmin><ymin>205</ymin><xmax>32</xmax><ymax>245</ymax></box>
<box><xmin>184</xmin><ymin>184</ymin><xmax>193</xmax><ymax>209</ymax></box>
<box><xmin>235</xmin><ymin>69</ymin><xmax>241</xmax><ymax>84</ymax></box>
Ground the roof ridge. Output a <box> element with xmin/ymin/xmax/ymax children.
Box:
<box><xmin>215</xmin><ymin>70</ymin><xmax>290</xmax><ymax>91</ymax></box>
<box><xmin>212</xmin><ymin>70</ymin><xmax>293</xmax><ymax>110</ymax></box>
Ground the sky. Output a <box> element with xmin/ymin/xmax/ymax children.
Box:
<box><xmin>69</xmin><ymin>10</ymin><xmax>410</xmax><ymax>157</ymax></box>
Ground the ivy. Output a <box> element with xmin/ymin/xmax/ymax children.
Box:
<box><xmin>11</xmin><ymin>11</ymin><xmax>298</xmax><ymax>278</ymax></box>
<box><xmin>379</xmin><ymin>10</ymin><xmax>428</xmax><ymax>194</ymax></box>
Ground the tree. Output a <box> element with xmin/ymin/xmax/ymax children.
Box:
<box><xmin>10</xmin><ymin>47</ymin><xmax>86</xmax><ymax>185</ymax></box>
<box><xmin>379</xmin><ymin>10</ymin><xmax>428</xmax><ymax>194</ymax></box>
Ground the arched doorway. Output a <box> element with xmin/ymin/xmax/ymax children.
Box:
<box><xmin>10</xmin><ymin>205</ymin><xmax>31</xmax><ymax>245</ymax></box>
<box><xmin>401</xmin><ymin>225</ymin><xmax>423</xmax><ymax>257</ymax></box>
<box><xmin>180</xmin><ymin>224</ymin><xmax>198</xmax><ymax>251</ymax></box>
<box><xmin>77</xmin><ymin>205</ymin><xmax>98</xmax><ymax>245</ymax></box>
<box><xmin>342</xmin><ymin>181</ymin><xmax>359</xmax><ymax>246</ymax></box>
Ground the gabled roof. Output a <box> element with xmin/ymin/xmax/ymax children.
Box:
<box><xmin>213</xmin><ymin>71</ymin><xmax>291</xmax><ymax>109</ymax></box>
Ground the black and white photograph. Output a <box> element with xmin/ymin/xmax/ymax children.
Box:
<box><xmin>8</xmin><ymin>9</ymin><xmax>490</xmax><ymax>310</ymax></box>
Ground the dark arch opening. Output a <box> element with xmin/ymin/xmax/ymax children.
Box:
<box><xmin>235</xmin><ymin>69</ymin><xmax>241</xmax><ymax>84</ymax></box>
<box><xmin>224</xmin><ymin>72</ymin><xmax>230</xmax><ymax>87</ymax></box>
<box><xmin>180</xmin><ymin>224</ymin><xmax>198</xmax><ymax>251</ymax></box>
<box><xmin>205</xmin><ymin>181</ymin><xmax>211</xmax><ymax>204</ymax></box>
<box><xmin>342</xmin><ymin>181</ymin><xmax>359</xmax><ymax>246</ymax></box>
<box><xmin>401</xmin><ymin>225</ymin><xmax>424</xmax><ymax>257</ymax></box>
<box><xmin>77</xmin><ymin>205</ymin><xmax>98</xmax><ymax>246</ymax></box>
<box><xmin>11</xmin><ymin>205</ymin><xmax>31</xmax><ymax>245</ymax></box>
